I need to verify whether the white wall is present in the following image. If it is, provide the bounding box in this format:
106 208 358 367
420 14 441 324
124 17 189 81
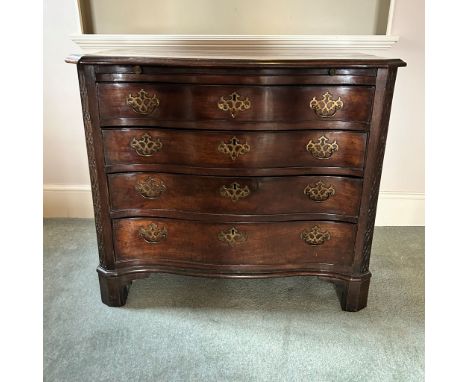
43 0 94 216
364 0 425 224
44 1 88 184
43 0 424 225
84 0 390 35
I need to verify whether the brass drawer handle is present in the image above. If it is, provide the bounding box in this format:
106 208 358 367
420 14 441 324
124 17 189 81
126 89 160 115
309 91 343 118
135 177 166 199
306 135 339 159
301 226 331 246
218 227 247 246
220 182 250 202
218 92 251 118
139 223 168 244
304 181 335 202
218 137 250 160
130 133 162 156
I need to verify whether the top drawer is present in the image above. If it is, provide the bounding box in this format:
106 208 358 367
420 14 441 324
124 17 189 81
97 83 374 128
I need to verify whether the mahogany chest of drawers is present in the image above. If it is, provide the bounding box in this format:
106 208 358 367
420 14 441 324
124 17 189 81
69 56 405 311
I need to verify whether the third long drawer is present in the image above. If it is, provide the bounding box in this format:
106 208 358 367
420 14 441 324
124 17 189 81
108 173 362 220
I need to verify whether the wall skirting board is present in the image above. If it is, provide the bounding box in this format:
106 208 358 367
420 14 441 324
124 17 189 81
43 185 95 220
43 185 424 226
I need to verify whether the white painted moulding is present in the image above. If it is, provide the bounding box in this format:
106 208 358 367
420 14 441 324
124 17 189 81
70 34 399 58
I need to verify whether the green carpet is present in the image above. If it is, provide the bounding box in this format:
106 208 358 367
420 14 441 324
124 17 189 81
44 219 424 381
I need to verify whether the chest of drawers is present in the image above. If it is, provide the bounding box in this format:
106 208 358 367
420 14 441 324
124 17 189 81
69 56 405 311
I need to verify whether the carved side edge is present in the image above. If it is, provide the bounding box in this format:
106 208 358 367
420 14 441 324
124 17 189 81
357 67 399 273
77 65 105 266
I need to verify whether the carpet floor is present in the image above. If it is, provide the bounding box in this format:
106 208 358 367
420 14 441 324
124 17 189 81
44 219 424 382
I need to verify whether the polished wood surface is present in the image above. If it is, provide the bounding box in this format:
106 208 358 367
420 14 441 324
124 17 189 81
67 54 406 68
113 218 356 267
98 83 374 123
94 65 378 76
102 128 367 170
71 56 405 311
95 72 377 86
108 173 362 219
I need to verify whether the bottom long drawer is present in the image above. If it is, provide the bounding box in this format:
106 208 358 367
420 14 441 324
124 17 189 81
113 218 356 267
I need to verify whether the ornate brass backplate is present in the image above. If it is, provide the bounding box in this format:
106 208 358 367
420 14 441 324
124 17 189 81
218 137 251 160
306 136 339 159
309 91 344 118
218 227 247 246
217 92 251 118
301 226 331 246
126 89 160 115
219 182 251 202
135 177 167 199
304 181 336 202
139 223 168 244
130 133 163 156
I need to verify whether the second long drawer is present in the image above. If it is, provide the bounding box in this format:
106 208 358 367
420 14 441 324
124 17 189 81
102 128 367 172
108 173 362 219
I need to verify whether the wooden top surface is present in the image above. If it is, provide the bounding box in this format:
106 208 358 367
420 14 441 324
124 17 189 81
66 53 406 68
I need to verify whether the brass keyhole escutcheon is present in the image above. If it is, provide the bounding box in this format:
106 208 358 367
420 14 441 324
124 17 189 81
218 92 251 118
218 137 251 161
218 227 247 246
219 182 251 202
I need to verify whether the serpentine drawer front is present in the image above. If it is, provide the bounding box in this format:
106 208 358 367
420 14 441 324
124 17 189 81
113 218 356 268
108 173 362 220
70 55 405 311
97 83 374 124
102 129 367 173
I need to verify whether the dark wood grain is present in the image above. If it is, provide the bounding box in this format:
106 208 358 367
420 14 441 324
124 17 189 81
96 73 376 86
69 56 405 311
100 119 370 131
105 163 365 177
68 55 406 68
102 128 367 170
77 64 115 269
353 67 399 274
108 173 362 218
95 65 378 76
113 218 356 267
97 83 374 124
